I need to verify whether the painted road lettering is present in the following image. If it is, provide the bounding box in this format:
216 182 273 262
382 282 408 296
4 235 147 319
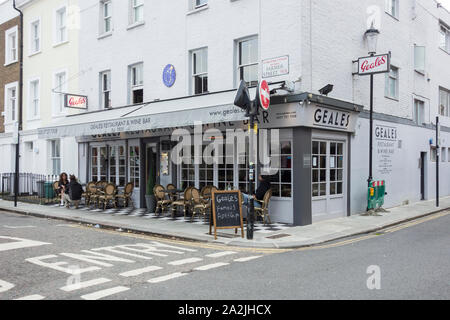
0 279 15 293
0 236 50 252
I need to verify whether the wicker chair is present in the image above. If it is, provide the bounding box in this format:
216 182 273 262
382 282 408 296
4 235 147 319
190 187 211 222
166 183 177 201
200 185 217 203
115 182 134 208
98 183 118 210
254 189 272 225
81 181 96 205
171 186 193 218
88 181 107 208
154 184 172 215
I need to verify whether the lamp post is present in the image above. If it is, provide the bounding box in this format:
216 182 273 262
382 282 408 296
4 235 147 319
364 26 380 200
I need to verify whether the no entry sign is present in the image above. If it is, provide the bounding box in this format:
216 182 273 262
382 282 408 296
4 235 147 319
259 80 270 110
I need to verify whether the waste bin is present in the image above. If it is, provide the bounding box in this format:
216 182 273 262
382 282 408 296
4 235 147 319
44 182 55 199
37 180 45 198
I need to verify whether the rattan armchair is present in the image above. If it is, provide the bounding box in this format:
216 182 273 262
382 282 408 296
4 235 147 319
98 183 118 210
171 186 193 218
115 182 134 208
190 187 211 222
154 184 172 216
254 189 272 225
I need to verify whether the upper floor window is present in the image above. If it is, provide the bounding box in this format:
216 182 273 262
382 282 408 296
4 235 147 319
414 45 425 73
385 0 398 19
29 79 40 119
30 19 41 55
194 0 208 9
54 71 67 115
55 6 67 44
414 99 425 125
440 24 450 53
5 26 18 65
4 82 18 123
129 63 143 104
101 0 112 34
191 48 208 94
130 0 144 25
439 87 450 117
100 71 111 108
237 37 258 87
385 65 399 100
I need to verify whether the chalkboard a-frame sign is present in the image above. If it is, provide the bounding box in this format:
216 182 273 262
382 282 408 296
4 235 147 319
211 190 244 240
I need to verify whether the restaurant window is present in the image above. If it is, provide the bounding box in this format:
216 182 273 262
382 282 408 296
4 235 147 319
30 19 40 55
101 0 112 34
53 71 67 115
5 26 18 65
385 0 398 18
109 145 126 186
329 142 344 196
55 6 67 44
237 37 258 87
385 65 399 100
268 141 292 198
5 83 17 123
312 141 327 197
440 24 450 53
439 87 450 117
129 63 143 104
238 141 249 194
29 79 40 119
414 99 425 125
100 71 111 108
130 0 144 25
50 140 61 175
91 146 107 182
180 145 195 189
191 48 208 95
129 144 140 188
218 144 234 190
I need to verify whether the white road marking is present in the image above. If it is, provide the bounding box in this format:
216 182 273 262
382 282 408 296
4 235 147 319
60 278 111 292
119 266 162 277
26 255 101 275
81 286 130 300
14 295 45 300
205 251 236 258
0 236 51 252
147 272 187 283
234 256 263 262
168 257 203 266
194 262 230 271
3 225 36 229
60 250 135 267
0 279 15 293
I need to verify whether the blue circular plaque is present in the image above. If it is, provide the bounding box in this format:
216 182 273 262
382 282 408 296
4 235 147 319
163 64 176 87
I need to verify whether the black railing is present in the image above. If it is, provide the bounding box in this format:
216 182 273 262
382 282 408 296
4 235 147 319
1 173 60 205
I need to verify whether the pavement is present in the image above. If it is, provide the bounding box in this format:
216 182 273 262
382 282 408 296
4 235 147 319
0 196 449 249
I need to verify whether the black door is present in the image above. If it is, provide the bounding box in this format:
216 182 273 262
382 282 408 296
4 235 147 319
420 152 426 200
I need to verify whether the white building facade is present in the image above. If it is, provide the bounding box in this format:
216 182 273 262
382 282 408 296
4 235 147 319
2 0 450 226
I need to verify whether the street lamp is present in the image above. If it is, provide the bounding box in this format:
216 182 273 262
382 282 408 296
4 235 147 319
364 26 380 207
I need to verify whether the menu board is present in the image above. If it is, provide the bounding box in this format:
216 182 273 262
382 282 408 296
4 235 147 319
210 190 244 240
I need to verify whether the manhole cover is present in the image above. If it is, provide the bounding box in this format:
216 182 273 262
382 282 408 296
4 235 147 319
266 233 291 239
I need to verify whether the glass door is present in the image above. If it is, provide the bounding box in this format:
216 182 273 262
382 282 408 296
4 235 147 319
109 144 126 186
90 145 107 182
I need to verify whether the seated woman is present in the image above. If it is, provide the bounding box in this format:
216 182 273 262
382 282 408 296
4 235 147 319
242 175 271 209
57 172 69 206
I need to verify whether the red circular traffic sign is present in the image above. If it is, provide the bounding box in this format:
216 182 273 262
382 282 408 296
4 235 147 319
259 80 270 110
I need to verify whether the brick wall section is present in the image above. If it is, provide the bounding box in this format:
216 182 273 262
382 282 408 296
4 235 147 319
0 16 20 133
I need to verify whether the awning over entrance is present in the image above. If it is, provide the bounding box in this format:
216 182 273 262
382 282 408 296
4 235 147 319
37 90 249 139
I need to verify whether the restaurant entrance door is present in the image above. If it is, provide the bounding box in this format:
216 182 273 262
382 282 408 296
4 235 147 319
145 142 158 210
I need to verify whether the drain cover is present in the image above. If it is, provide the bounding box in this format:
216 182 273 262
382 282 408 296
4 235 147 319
266 233 291 239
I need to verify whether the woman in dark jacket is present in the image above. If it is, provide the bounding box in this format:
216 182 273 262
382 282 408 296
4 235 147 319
58 172 69 206
64 175 83 209
242 175 271 209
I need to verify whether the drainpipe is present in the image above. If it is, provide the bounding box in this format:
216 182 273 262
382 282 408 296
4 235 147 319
12 0 23 207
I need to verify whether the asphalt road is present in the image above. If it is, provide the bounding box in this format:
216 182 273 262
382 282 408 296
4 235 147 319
0 210 449 300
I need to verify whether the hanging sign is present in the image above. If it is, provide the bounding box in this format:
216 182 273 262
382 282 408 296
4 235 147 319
65 94 88 110
357 53 390 75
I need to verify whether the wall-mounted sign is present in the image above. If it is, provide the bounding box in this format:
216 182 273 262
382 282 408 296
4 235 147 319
65 94 88 109
163 64 176 87
375 124 398 175
312 107 351 130
374 124 397 141
262 55 289 78
357 53 390 75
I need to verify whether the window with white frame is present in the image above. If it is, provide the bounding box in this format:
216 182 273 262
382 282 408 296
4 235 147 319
385 0 399 18
191 48 208 94
29 79 40 119
431 146 437 162
101 0 112 34
440 24 450 53
442 147 447 162
414 99 425 125
194 0 208 9
50 140 61 175
414 45 425 73
54 71 67 114
129 63 143 104
30 19 40 55
130 0 144 25
4 83 17 123
5 26 18 65
439 87 450 117
180 145 195 189
55 6 67 44
385 65 399 99
129 144 140 188
100 71 111 108
237 37 258 87
268 141 292 198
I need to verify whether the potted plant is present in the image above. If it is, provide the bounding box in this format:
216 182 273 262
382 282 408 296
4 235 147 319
145 167 156 213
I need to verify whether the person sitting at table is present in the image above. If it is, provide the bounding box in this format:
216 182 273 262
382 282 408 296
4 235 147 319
63 175 84 209
242 175 271 209
57 172 69 206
